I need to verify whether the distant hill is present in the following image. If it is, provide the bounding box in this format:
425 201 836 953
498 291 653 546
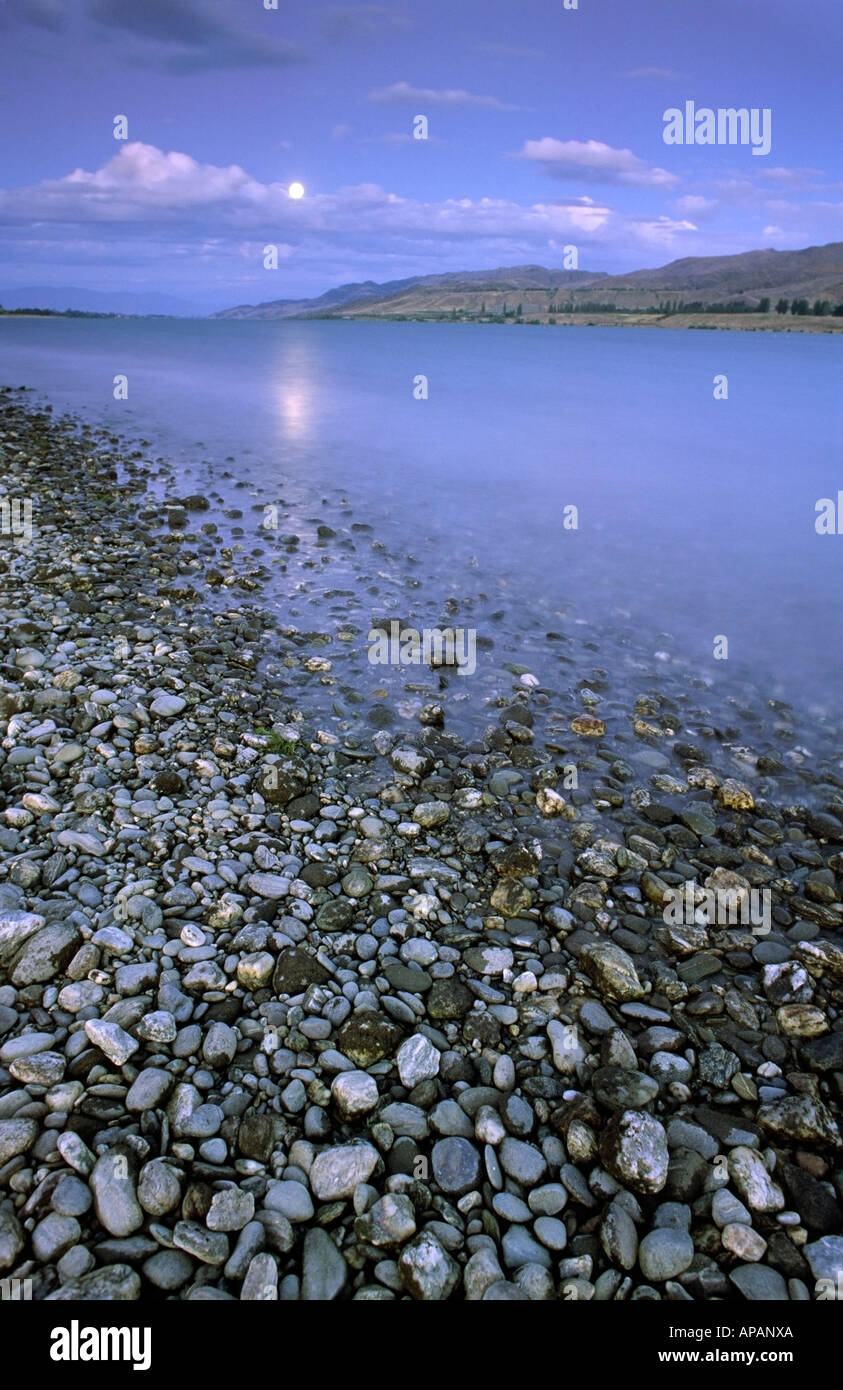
592 242 843 308
213 276 423 321
0 286 202 317
213 265 605 320
213 242 843 321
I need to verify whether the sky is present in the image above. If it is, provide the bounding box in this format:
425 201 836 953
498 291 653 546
1 0 842 312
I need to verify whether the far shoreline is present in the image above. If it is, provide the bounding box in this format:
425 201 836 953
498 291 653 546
4 311 843 334
328 311 843 335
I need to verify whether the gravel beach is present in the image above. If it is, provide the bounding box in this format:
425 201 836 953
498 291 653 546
1 385 841 1303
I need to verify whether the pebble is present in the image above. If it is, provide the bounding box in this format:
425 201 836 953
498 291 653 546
729 1264 789 1300
51 1175 93 1218
206 1188 256 1232
172 1220 229 1265
0 1117 38 1164
728 1148 785 1213
638 1229 695 1281
803 1235 843 1286
32 1213 82 1262
137 1160 182 1216
309 1142 380 1200
0 396 840 1306
143 1249 194 1290
722 1224 767 1261
399 1231 461 1299
396 1033 440 1087
302 1227 347 1300
431 1137 481 1195
83 1019 138 1066
150 695 186 718
89 1153 144 1237
331 1070 379 1118
602 1200 639 1270
600 1111 669 1194
499 1137 547 1186
126 1067 173 1111
712 1188 752 1227
264 1181 314 1223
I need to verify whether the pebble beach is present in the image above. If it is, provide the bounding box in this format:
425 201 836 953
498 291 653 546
1 386 842 1304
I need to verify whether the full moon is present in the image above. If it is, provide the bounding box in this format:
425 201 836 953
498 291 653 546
288 182 305 200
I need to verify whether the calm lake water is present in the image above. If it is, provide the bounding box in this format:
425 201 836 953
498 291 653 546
2 316 842 733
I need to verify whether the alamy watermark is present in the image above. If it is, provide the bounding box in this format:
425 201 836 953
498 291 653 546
367 621 477 676
0 1276 32 1300
815 492 843 533
663 102 771 156
50 1321 152 1371
663 881 771 935
0 497 32 544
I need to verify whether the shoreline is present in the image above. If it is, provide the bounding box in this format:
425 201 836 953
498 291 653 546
329 312 843 334
4 313 843 334
0 387 841 1304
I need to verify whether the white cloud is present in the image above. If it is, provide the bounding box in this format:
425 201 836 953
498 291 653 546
628 215 699 246
516 137 678 188
0 141 708 296
360 132 414 146
370 80 522 110
0 144 600 237
673 194 719 218
0 144 263 221
760 199 843 239
759 167 824 187
322 6 412 39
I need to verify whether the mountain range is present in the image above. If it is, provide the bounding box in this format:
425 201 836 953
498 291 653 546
213 241 843 321
5 242 843 322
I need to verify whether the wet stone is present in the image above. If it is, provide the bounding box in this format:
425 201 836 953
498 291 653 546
398 1232 460 1300
302 1227 347 1300
396 1034 440 1088
126 1067 173 1112
32 1213 81 1263
498 1137 547 1186
580 942 645 1002
592 1067 659 1111
729 1264 789 1301
337 1013 403 1067
238 1113 275 1161
172 1220 229 1266
273 948 331 995
89 1153 143 1237
206 1188 255 1232
354 1194 416 1247
431 1137 481 1195
427 977 473 1019
383 960 432 994
51 1175 93 1218
310 1142 380 1201
143 1249 194 1290
638 1229 695 1282
600 1111 669 1194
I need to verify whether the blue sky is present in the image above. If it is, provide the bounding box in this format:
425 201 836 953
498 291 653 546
1 0 842 311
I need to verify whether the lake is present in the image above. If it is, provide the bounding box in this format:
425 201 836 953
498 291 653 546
2 316 841 746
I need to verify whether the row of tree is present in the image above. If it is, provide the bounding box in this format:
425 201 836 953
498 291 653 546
0 306 118 318
468 297 843 319
775 298 843 316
